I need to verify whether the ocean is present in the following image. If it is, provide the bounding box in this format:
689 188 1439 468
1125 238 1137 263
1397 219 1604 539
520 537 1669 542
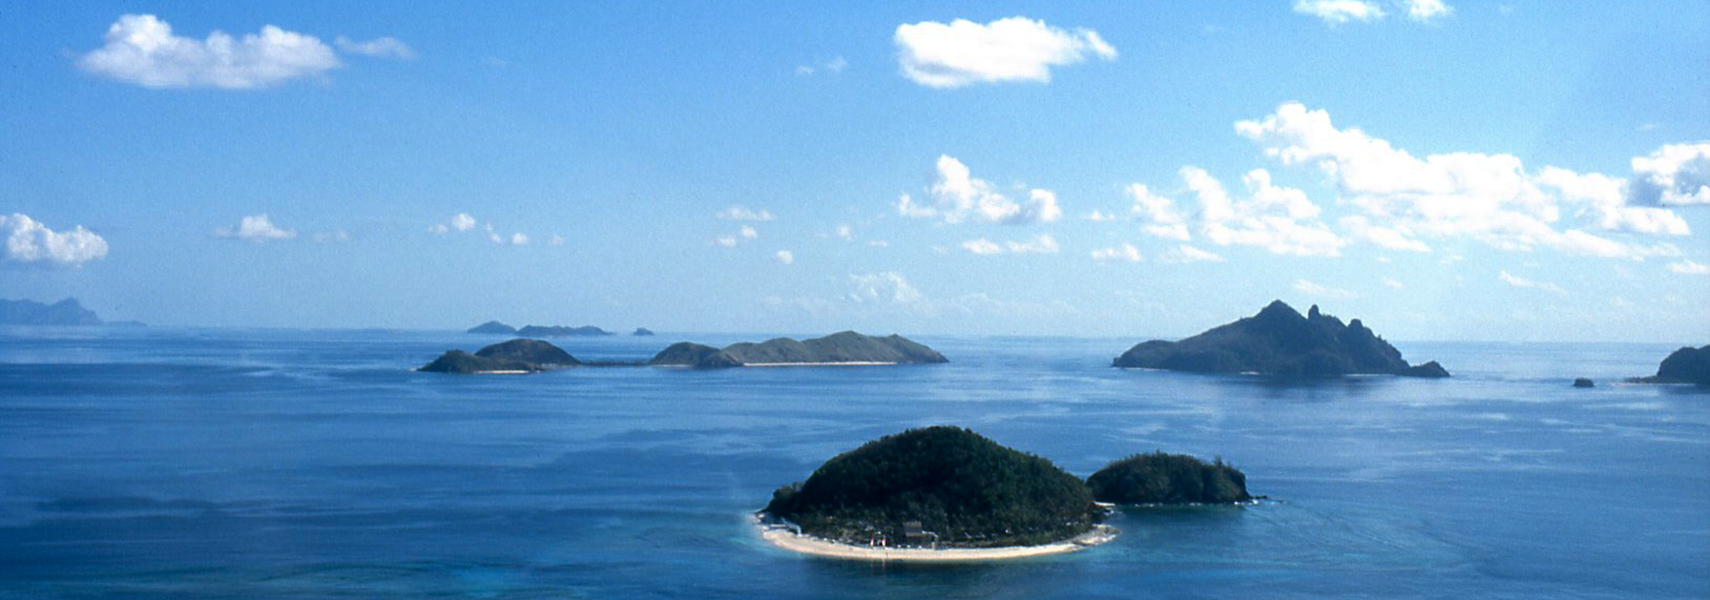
0 328 1705 599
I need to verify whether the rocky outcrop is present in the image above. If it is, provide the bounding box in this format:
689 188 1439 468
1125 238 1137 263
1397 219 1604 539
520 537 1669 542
1088 452 1252 505
633 328 655 336
1113 301 1447 378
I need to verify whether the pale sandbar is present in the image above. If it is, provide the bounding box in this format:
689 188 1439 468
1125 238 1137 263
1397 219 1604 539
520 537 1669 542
755 516 1116 562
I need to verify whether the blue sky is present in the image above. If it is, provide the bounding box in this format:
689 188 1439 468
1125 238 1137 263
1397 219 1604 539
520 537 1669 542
2 1 1706 341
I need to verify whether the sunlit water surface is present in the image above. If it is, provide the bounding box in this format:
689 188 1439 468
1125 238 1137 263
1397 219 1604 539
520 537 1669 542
0 328 1705 599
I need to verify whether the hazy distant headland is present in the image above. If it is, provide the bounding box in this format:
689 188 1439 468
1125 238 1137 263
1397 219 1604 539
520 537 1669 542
648 331 947 368
0 298 141 327
1627 345 1710 386
1114 300 1448 378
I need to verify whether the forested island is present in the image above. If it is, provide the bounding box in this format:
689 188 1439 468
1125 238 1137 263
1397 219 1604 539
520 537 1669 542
761 426 1099 548
419 339 580 373
1627 345 1710 386
1088 452 1252 505
1114 300 1448 378
648 331 946 368
758 426 1260 560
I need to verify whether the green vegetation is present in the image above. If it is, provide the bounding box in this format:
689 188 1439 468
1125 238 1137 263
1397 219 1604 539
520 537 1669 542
1087 452 1251 505
651 331 947 368
418 338 580 373
1114 300 1448 378
763 426 1096 548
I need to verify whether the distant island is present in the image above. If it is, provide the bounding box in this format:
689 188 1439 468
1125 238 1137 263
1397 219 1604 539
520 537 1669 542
419 339 580 374
0 298 141 327
648 331 947 368
758 426 1109 558
517 325 613 337
1113 300 1448 378
1087 452 1252 505
464 322 614 337
633 328 655 336
466 321 516 334
1627 345 1709 386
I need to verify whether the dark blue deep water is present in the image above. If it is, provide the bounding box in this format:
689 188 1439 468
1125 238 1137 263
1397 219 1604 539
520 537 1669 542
1 328 1706 599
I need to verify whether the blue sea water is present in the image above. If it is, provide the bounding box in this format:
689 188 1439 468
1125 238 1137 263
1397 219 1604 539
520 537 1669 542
0 328 1706 599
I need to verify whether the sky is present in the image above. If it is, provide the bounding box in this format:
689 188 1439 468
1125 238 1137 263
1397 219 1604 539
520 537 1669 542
1 1 1707 341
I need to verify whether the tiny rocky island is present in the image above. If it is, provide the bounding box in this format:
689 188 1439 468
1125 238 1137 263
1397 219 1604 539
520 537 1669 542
759 427 1105 555
1627 345 1710 386
649 331 947 368
1088 452 1252 505
1113 300 1448 378
419 339 581 374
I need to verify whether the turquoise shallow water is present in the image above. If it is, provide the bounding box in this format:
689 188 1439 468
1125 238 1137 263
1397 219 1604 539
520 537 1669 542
0 328 1706 599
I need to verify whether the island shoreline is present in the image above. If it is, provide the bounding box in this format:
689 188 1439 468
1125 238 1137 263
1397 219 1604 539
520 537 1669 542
752 515 1117 562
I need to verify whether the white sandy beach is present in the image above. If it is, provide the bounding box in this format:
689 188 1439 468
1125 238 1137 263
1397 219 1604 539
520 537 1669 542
755 517 1117 562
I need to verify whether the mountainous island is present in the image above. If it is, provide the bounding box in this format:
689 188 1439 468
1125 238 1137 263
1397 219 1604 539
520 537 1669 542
760 426 1102 550
0 298 140 327
1087 452 1253 505
1627 345 1710 386
419 339 581 374
1113 300 1448 378
648 331 947 368
633 328 655 337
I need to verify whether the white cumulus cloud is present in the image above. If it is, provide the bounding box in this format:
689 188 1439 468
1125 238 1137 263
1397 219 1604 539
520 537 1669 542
1630 142 1710 206
894 17 1116 88
775 250 794 265
0 213 109 267
215 214 296 242
1158 244 1225 264
1235 102 1693 260
1404 0 1454 22
898 155 1062 225
429 213 478 235
1293 278 1358 299
77 14 341 89
1293 0 1386 24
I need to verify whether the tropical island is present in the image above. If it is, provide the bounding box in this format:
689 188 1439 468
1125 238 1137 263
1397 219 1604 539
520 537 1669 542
1087 452 1252 505
0 297 142 327
633 327 655 337
1113 300 1448 378
757 426 1112 561
419 339 581 374
649 331 947 368
1627 345 1709 386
